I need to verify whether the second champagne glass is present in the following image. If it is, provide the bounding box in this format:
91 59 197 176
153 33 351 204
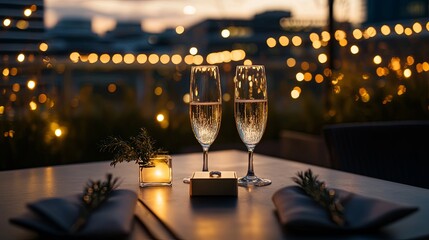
234 65 271 187
183 65 222 183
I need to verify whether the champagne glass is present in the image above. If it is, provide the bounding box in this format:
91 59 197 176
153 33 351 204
183 65 222 183
234 65 271 187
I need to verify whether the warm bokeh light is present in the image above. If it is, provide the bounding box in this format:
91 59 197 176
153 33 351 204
243 59 253 65
160 54 170 64
222 93 231 102
55 128 62 137
279 36 289 46
312 40 322 49
124 53 135 64
286 58 296 67
309 33 319 42
422 62 429 71
266 37 276 48
193 55 204 65
70 52 79 63
291 36 302 46
380 25 391 35
3 18 11 27
10 67 17 76
291 86 301 99
365 26 376 37
406 56 414 65
16 20 29 30
175 25 185 34
88 53 98 63
300 62 309 71
184 55 193 65
373 55 382 64
321 31 330 41
221 29 230 38
100 54 110 63
107 83 117 93
296 72 304 81
12 83 20 92
112 54 123 64
9 93 17 102
154 86 163 95
17 53 25 62
231 49 246 61
304 72 312 81
29 101 37 110
156 113 165 122
394 24 404 34
404 27 412 36
137 54 147 64
171 54 182 64
318 53 327 63
24 8 32 17
339 39 347 47
27 80 36 90
350 45 359 54
189 47 198 55
403 68 412 78
2 68 9 77
334 30 346 40
39 42 48 52
397 85 406 95
390 57 401 71
38 94 47 103
315 74 324 83
412 22 422 33
183 93 190 103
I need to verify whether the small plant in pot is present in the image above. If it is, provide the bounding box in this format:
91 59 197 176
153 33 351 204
100 128 172 187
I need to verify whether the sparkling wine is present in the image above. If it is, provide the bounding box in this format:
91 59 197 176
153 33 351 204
190 102 222 147
234 99 268 146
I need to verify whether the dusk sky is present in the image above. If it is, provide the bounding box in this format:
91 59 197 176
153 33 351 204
44 0 365 35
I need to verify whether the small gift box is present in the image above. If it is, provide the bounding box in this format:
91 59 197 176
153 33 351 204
190 171 237 197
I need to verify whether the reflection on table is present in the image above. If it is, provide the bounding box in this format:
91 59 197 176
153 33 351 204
1 150 429 240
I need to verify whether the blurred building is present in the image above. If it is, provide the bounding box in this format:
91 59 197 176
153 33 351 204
366 0 429 23
0 0 45 56
46 17 102 55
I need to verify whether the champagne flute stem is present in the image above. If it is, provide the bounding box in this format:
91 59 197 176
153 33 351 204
202 147 209 171
246 149 255 177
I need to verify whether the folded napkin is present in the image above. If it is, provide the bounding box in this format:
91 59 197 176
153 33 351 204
10 189 137 239
272 186 418 233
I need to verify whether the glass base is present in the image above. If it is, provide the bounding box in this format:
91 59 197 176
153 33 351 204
238 175 271 187
140 182 172 187
183 177 191 184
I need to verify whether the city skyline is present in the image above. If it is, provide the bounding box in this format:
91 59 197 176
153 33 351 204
45 0 365 35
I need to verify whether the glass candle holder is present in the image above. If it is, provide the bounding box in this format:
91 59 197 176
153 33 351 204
139 154 172 187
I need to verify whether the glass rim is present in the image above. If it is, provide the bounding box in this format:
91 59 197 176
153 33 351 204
191 65 219 69
236 64 265 68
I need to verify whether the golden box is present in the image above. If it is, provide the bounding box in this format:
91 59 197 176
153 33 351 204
190 171 238 197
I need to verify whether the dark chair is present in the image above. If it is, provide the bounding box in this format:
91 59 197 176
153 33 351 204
323 121 429 189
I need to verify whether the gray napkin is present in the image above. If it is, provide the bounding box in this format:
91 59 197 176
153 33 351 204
10 189 137 239
272 186 418 233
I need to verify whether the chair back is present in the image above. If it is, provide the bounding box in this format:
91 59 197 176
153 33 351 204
323 121 429 189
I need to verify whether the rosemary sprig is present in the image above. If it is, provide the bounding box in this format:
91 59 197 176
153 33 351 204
100 128 161 167
292 169 346 226
70 173 121 233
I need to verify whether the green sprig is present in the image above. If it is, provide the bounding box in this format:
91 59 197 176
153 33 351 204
100 128 162 167
70 173 120 232
292 169 346 226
